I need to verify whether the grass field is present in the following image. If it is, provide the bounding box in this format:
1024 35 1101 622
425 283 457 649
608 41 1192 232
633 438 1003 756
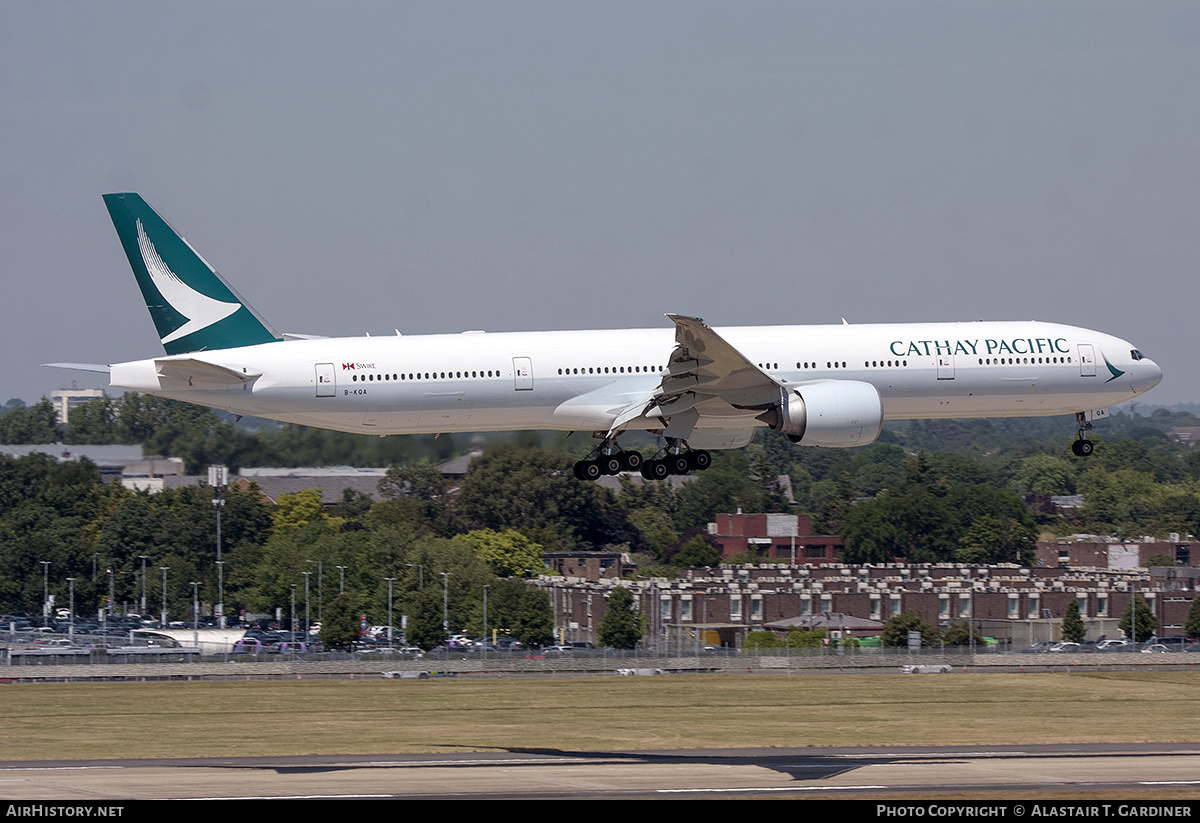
5 670 1200 761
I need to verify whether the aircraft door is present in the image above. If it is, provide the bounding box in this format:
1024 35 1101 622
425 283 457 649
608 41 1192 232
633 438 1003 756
1078 345 1096 377
937 355 955 380
513 357 533 391
315 362 336 397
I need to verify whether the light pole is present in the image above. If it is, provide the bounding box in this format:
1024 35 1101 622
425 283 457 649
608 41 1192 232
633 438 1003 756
336 565 348 594
190 581 201 649
66 578 75 640
159 567 169 627
302 571 311 640
483 584 490 659
215 560 225 625
209 465 227 628
406 563 423 589
1130 583 1138 647
969 590 976 657
306 560 323 624
104 567 114 632
40 561 50 620
439 572 451 645
138 556 149 615
384 577 396 647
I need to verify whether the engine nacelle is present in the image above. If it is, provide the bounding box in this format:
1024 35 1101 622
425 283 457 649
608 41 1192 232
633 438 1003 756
756 380 883 448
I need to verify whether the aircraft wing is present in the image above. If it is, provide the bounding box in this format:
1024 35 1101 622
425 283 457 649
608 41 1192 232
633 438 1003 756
606 314 783 441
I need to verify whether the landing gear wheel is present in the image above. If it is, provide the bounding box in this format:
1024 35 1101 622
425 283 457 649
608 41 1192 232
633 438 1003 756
1072 439 1094 457
641 459 669 481
667 453 692 475
687 449 712 471
620 451 643 472
574 459 602 481
600 454 623 475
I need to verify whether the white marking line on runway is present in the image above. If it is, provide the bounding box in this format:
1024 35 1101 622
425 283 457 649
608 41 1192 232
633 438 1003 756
0 766 121 772
659 785 887 793
827 752 1025 759
1140 780 1200 785
194 794 395 800
359 758 593 766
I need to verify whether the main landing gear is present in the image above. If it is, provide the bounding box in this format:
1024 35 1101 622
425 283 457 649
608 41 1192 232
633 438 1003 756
1072 411 1095 457
572 445 644 481
637 439 712 481
572 439 714 481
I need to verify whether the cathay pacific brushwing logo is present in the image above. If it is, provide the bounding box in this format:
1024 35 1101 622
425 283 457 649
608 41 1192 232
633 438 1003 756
1103 356 1125 383
136 219 239 345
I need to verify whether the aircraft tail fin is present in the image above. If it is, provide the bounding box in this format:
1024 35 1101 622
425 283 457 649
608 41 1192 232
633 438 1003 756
102 193 283 354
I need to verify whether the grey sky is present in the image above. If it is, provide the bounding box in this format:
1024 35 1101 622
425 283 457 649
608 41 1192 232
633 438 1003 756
3 2 1197 408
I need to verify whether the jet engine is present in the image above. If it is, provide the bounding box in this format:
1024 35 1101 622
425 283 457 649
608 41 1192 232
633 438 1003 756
755 380 883 447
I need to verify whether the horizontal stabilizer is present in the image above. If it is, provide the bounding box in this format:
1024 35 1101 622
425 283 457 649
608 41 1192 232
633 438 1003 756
155 358 260 388
43 362 111 374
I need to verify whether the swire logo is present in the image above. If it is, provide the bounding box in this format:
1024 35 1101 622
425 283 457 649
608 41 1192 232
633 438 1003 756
342 362 376 370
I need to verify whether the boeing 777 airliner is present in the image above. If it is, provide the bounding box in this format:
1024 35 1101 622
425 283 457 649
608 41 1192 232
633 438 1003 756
48 194 1163 481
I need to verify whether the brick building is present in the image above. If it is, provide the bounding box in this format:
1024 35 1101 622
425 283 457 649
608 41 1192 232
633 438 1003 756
1035 539 1192 570
708 512 842 562
541 562 1198 650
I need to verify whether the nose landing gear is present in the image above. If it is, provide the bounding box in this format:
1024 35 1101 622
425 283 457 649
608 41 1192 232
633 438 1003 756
1072 411 1095 457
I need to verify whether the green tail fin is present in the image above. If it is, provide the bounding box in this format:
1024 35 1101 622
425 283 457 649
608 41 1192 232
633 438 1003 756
103 193 282 354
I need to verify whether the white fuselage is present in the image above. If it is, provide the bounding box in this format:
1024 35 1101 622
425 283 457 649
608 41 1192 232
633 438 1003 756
108 319 1163 440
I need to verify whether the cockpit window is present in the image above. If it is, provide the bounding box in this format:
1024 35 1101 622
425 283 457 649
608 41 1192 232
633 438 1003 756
1131 350 1144 361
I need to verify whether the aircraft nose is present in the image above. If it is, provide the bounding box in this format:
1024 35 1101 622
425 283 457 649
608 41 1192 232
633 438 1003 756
1145 359 1164 389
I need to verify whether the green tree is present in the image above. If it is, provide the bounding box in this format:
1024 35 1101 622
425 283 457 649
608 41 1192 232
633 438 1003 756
742 630 784 652
406 583 448 650
814 472 858 535
673 450 786 531
453 529 544 578
320 592 364 650
784 627 828 649
672 535 721 568
0 399 61 444
513 586 555 648
942 621 985 647
271 489 329 534
880 612 941 647
1183 596 1200 640
1119 596 1157 643
597 586 643 649
626 508 678 559
842 454 955 563
376 463 453 534
956 514 1038 565
63 397 120 445
455 447 630 550
1061 600 1085 643
1011 454 1075 496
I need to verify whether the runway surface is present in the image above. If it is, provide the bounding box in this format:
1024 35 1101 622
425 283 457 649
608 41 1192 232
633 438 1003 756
3 743 1200 799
